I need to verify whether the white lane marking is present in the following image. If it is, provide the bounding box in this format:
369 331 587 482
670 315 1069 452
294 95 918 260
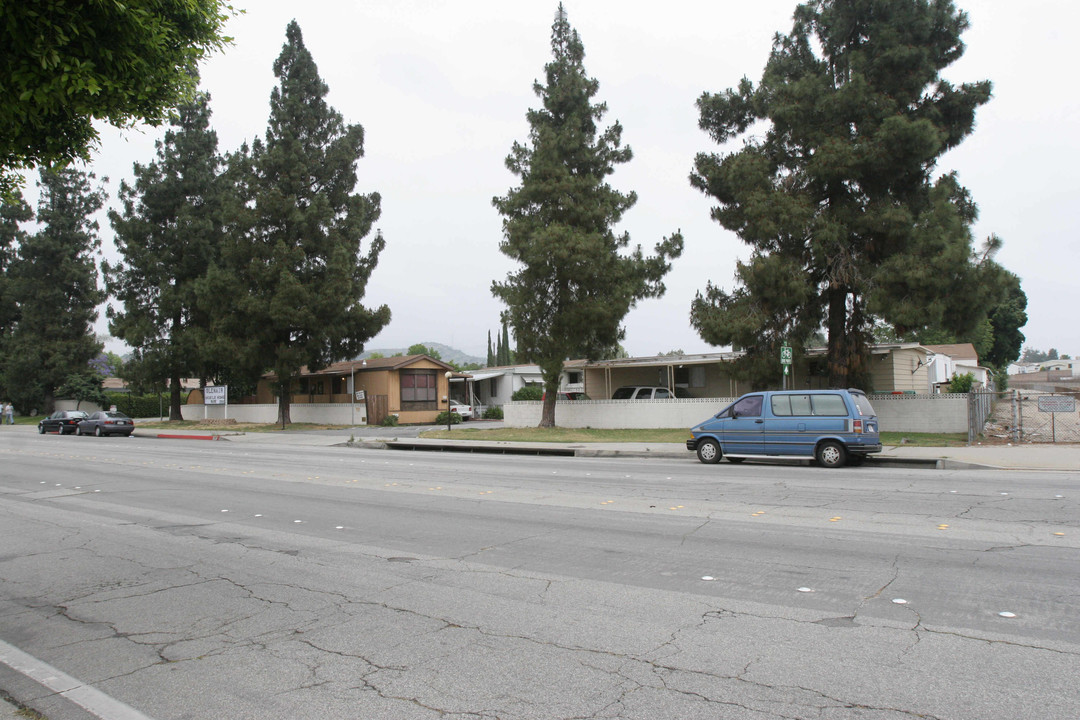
0 638 154 720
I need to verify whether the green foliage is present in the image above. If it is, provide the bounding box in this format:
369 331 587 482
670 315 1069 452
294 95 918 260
1021 347 1058 363
486 330 495 367
497 322 515 366
379 413 399 427
948 372 975 394
691 0 994 389
57 372 108 410
435 410 462 425
104 391 185 419
483 406 504 420
204 21 389 424
0 192 31 376
493 6 682 426
511 385 543 401
106 91 225 420
2 167 105 413
407 343 441 359
0 1 236 198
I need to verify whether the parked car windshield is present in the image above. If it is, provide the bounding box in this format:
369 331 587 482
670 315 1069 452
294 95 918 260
731 395 762 417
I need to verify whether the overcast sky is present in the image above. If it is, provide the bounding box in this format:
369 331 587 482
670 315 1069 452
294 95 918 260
81 0 1078 361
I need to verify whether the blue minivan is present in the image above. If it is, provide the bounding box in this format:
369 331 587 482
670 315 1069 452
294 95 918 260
686 389 882 468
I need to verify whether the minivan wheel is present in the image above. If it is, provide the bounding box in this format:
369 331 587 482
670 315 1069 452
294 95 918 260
696 438 722 464
816 441 846 468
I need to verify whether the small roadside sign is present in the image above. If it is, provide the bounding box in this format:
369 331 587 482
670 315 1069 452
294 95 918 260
780 346 793 365
204 386 227 405
1038 396 1076 413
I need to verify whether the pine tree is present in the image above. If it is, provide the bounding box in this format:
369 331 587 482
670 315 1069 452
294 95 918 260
2 167 106 413
486 330 495 367
208 21 389 424
0 192 31 345
691 0 997 389
493 5 682 426
106 91 224 420
500 322 514 366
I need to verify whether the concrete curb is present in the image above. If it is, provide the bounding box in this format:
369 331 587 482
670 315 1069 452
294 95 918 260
148 433 222 441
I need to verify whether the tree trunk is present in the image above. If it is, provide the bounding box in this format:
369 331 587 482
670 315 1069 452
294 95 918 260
539 391 556 428
277 383 292 426
537 361 562 428
827 286 849 388
169 372 183 421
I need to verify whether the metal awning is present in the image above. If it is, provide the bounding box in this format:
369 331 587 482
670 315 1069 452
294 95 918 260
461 371 504 382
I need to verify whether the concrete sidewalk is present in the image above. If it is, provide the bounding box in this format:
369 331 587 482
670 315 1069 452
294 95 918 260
120 425 1079 471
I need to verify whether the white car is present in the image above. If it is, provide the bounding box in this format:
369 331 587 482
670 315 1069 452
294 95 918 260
448 400 474 420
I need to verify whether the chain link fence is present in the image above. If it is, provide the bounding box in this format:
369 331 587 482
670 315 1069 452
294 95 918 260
973 390 1080 444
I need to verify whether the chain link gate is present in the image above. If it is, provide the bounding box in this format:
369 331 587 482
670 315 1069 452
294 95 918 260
972 390 1080 444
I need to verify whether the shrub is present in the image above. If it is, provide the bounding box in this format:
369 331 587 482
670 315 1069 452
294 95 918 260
483 406 504 419
511 385 543 401
435 410 462 425
104 391 186 418
948 372 975 394
380 414 399 427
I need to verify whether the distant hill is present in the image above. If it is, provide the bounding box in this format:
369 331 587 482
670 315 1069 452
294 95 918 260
357 343 485 367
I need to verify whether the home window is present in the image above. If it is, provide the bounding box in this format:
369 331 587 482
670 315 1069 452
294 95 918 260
567 371 582 384
401 370 438 411
675 365 706 388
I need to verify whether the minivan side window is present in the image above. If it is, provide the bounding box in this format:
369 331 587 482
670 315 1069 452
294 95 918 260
771 394 813 416
732 395 763 417
654 388 671 399
810 394 847 416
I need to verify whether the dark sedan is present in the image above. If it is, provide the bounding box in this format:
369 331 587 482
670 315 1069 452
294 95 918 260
77 411 135 437
38 410 89 435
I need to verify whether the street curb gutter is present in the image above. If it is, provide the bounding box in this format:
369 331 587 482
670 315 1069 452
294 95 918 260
352 440 997 469
149 433 222 441
357 440 575 457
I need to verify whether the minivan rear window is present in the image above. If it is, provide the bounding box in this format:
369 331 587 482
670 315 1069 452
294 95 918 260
852 393 876 417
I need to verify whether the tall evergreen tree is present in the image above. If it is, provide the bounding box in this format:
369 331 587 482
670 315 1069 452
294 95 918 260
500 322 514 366
106 91 224 420
486 330 495 367
2 167 105 413
493 5 683 426
983 269 1027 369
691 0 996 389
207 21 389 424
0 192 31 338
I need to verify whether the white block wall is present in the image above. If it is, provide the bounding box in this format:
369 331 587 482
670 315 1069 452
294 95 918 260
183 403 367 425
505 395 968 433
505 398 732 429
868 394 968 433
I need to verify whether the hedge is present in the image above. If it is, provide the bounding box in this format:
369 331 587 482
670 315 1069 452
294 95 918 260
104 391 189 418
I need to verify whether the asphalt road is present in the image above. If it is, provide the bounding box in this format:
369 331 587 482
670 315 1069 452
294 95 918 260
0 432 1077 720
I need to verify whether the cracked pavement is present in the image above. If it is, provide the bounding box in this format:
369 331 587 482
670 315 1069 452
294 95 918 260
0 435 1078 719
